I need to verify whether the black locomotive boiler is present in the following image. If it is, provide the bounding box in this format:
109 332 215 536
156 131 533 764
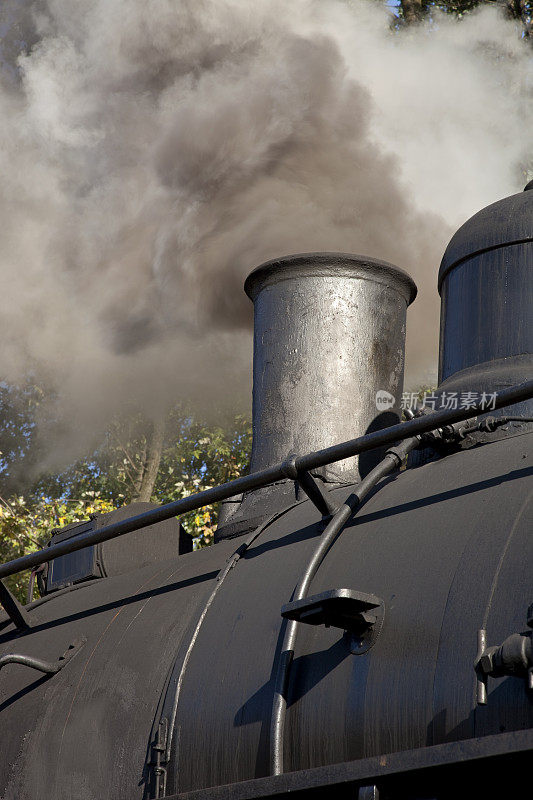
0 185 532 800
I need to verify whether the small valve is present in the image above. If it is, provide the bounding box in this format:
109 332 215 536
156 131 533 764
475 607 533 705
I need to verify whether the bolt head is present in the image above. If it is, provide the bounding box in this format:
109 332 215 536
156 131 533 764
480 652 494 674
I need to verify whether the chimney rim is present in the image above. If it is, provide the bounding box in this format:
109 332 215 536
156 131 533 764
244 251 417 305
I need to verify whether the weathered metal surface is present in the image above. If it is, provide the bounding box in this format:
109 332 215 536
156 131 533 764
244 253 416 483
0 578 32 630
1 430 530 799
0 636 86 675
438 187 533 290
438 188 533 419
0 538 238 799
270 438 419 777
44 503 189 594
166 729 533 800
169 432 531 795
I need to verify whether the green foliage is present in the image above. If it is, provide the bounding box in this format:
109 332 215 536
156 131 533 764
0 493 115 603
31 409 252 548
390 0 532 40
34 412 152 504
0 395 252 602
0 380 46 495
153 412 252 548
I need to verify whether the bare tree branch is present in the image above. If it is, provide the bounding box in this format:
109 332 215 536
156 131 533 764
132 418 165 503
400 0 425 24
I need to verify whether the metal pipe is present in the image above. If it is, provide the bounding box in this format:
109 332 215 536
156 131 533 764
270 436 420 775
0 379 532 582
0 653 65 674
0 637 86 674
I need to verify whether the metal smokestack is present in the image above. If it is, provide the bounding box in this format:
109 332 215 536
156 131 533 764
217 252 416 539
245 252 416 479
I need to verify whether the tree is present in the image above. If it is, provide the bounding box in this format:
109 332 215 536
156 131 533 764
0 396 252 602
152 411 252 547
32 406 252 547
396 0 532 38
132 417 166 503
0 493 115 603
0 380 47 496
505 0 532 37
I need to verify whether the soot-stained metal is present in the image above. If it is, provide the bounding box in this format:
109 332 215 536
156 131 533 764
0 188 531 800
244 252 416 480
438 185 533 419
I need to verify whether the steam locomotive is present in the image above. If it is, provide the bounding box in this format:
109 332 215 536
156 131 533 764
0 185 532 800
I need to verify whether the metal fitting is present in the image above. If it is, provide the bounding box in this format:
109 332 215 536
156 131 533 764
280 454 299 481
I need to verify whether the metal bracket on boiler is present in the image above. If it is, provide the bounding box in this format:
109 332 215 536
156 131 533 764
475 604 533 705
0 636 86 675
281 588 385 654
0 578 32 631
150 717 169 799
281 454 338 517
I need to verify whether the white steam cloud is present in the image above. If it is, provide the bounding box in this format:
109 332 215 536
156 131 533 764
0 0 531 467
